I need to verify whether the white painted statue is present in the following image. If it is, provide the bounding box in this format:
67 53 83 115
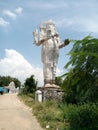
33 20 69 85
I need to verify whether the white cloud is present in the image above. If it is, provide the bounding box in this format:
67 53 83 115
2 7 23 22
77 18 98 33
54 1 98 33
0 49 43 86
56 19 74 28
15 7 23 15
0 17 10 27
56 17 98 33
3 10 17 20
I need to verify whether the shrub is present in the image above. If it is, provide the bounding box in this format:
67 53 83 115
67 103 98 130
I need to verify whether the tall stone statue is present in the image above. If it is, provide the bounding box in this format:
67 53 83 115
33 20 69 86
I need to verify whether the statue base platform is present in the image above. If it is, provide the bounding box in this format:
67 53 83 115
36 84 64 102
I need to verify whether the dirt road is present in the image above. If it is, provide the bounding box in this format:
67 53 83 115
0 94 44 130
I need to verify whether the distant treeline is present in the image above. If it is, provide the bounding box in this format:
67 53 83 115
0 75 21 88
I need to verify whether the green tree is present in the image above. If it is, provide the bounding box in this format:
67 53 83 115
12 77 21 88
55 76 63 87
0 76 21 87
23 75 37 94
62 36 98 103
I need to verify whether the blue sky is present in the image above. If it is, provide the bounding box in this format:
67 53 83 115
0 0 98 86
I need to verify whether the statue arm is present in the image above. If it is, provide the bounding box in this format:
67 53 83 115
33 29 42 46
33 30 47 46
59 39 70 49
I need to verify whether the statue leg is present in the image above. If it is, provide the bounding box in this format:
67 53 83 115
51 63 57 84
43 63 52 84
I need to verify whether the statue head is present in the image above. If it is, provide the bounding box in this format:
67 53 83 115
39 19 59 38
46 20 58 36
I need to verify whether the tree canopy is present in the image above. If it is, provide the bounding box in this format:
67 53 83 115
0 75 21 88
22 75 37 94
62 36 98 103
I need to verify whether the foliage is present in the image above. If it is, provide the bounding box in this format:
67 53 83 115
67 103 98 130
55 76 63 87
0 75 21 87
21 75 37 94
62 36 98 103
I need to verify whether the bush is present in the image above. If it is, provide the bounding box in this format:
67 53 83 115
67 103 98 130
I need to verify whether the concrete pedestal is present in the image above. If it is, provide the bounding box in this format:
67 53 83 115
36 84 64 102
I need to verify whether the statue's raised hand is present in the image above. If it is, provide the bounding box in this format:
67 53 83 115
64 39 70 46
33 29 38 36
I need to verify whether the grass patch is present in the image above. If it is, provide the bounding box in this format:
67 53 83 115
18 94 98 130
18 94 70 130
32 101 70 130
18 93 34 108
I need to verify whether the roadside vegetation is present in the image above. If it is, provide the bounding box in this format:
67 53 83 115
19 94 98 130
19 35 98 130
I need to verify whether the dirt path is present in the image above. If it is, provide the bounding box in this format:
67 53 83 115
0 94 44 130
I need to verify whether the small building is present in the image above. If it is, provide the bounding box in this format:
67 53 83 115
8 81 16 93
